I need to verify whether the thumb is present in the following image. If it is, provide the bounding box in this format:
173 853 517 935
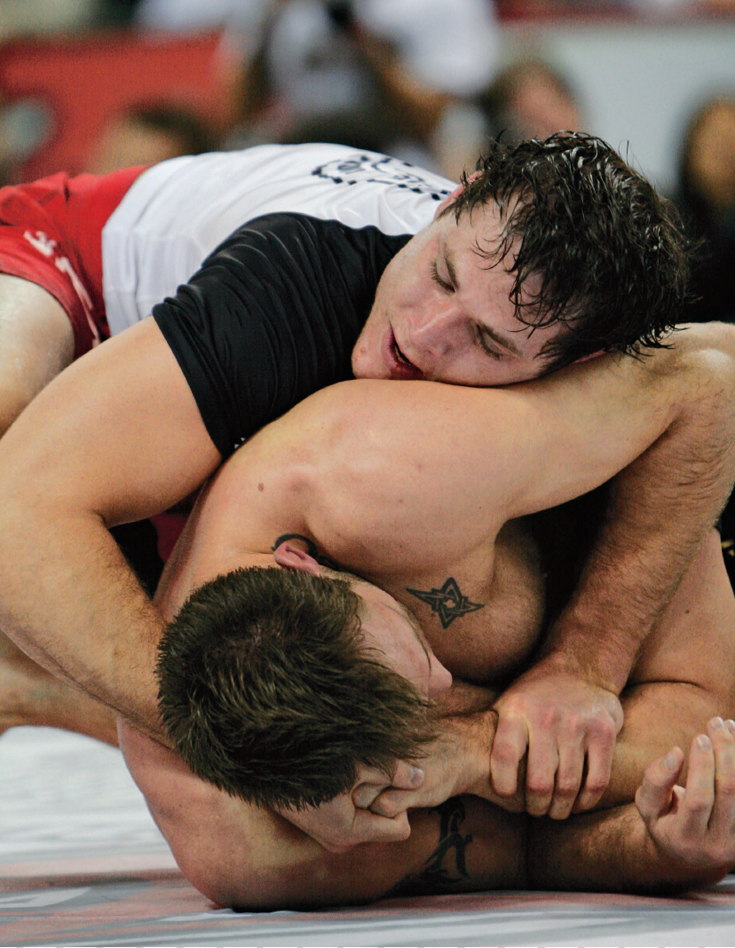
635 746 684 824
390 760 425 790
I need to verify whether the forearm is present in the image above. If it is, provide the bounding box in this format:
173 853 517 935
121 720 525 910
172 794 525 910
542 334 735 693
528 804 724 894
0 500 166 737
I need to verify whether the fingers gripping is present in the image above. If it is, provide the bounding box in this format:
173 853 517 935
680 733 716 840
490 716 528 798
635 746 685 824
575 724 618 814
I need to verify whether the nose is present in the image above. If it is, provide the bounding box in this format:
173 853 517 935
428 653 453 697
408 302 462 359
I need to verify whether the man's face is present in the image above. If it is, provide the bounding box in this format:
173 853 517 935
353 579 452 699
351 200 563 386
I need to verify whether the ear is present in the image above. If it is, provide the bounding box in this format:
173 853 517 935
273 542 323 576
433 171 482 219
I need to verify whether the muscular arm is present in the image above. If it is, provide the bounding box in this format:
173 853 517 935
121 717 729 909
299 325 735 574
119 721 526 910
493 350 735 813
0 318 221 737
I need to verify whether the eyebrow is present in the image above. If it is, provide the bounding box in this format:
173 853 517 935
444 245 522 357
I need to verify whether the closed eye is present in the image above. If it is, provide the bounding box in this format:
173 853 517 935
476 325 507 360
431 260 454 293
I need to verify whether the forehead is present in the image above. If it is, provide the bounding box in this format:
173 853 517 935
439 202 562 355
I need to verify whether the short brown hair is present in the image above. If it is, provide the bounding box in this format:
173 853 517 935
156 566 435 809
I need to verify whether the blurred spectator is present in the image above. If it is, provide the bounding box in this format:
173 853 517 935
86 103 213 174
134 0 501 179
677 94 735 324
478 58 584 145
0 95 55 186
0 0 101 38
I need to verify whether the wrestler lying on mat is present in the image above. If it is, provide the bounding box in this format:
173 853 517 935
105 321 735 908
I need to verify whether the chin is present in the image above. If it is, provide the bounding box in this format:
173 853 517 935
352 351 381 380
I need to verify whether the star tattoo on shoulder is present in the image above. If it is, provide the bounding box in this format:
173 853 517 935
406 577 484 629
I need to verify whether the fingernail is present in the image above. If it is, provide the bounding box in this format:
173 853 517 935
410 765 424 786
664 749 679 770
697 734 712 751
727 720 735 734
711 716 725 730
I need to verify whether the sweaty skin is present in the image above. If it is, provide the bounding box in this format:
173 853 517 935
116 323 735 907
0 179 726 822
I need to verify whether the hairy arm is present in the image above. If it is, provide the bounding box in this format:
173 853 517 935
492 329 735 815
529 720 735 894
0 318 221 737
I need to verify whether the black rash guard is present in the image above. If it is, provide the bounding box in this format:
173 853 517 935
153 214 409 457
102 144 455 454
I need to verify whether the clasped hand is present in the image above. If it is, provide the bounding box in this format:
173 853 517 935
490 661 624 819
277 760 424 853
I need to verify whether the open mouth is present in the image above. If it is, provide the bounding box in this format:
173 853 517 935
385 328 423 379
393 337 413 366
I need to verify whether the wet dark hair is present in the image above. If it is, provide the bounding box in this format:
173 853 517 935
156 566 434 810
445 133 693 370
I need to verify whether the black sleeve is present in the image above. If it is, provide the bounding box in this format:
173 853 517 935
153 213 408 457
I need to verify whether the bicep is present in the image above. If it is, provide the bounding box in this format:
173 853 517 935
311 353 675 558
0 317 221 524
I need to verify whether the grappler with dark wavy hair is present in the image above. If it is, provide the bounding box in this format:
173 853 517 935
0 134 706 825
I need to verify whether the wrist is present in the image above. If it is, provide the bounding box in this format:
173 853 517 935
538 630 629 695
453 708 497 799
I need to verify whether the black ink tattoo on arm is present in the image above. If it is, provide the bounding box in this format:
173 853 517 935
406 577 484 629
387 798 474 898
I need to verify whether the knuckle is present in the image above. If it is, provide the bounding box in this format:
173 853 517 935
717 780 735 798
526 777 554 797
584 775 610 795
685 796 712 816
554 782 579 799
537 708 560 730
